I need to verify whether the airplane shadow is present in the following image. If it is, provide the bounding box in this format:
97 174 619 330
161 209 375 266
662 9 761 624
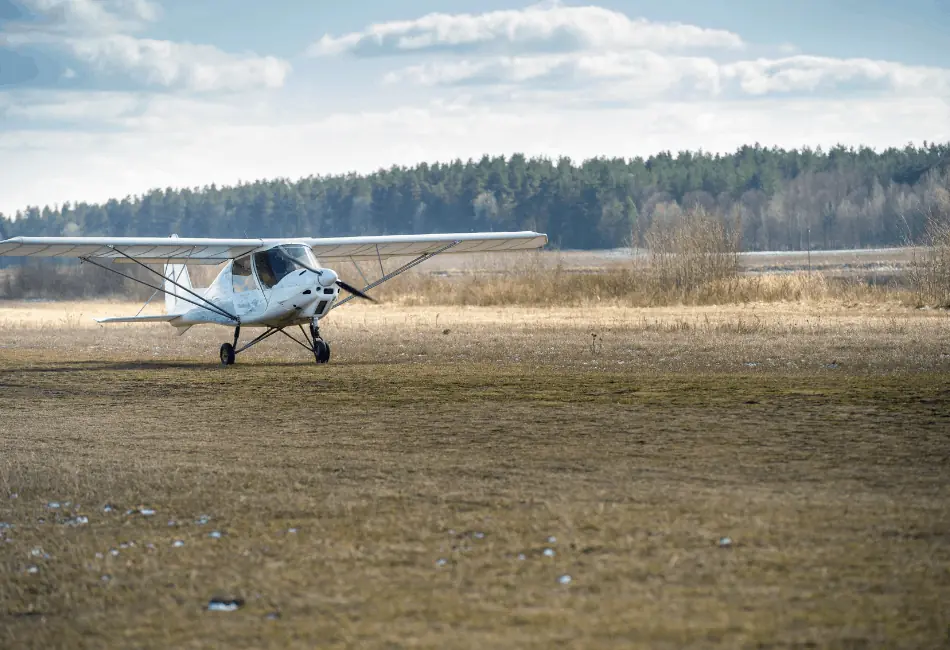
0 359 328 374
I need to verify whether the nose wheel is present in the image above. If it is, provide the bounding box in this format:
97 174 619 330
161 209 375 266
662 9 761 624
310 320 330 364
313 339 330 363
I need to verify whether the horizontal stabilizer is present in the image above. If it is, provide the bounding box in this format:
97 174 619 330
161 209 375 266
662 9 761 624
95 314 180 324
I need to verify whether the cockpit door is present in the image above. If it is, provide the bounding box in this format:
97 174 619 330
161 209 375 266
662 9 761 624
231 254 266 315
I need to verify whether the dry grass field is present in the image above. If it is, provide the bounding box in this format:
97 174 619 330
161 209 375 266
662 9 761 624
1 293 949 649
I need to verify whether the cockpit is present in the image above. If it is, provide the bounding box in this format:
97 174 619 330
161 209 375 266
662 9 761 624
232 244 319 292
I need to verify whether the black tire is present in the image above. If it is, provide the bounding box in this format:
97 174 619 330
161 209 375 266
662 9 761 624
220 343 236 366
314 340 330 364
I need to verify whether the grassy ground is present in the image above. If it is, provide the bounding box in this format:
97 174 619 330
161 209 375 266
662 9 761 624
1 300 949 649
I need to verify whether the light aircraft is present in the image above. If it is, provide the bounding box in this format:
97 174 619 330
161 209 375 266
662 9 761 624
0 232 547 365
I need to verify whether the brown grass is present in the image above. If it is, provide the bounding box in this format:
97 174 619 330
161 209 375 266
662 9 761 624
1 300 949 648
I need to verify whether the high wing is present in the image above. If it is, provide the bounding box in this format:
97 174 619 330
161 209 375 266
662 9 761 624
0 236 263 264
300 232 547 261
0 231 547 264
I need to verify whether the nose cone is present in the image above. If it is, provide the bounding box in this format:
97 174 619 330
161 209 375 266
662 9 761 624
317 269 338 288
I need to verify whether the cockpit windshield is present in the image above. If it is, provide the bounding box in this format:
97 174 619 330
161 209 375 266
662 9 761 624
253 245 318 289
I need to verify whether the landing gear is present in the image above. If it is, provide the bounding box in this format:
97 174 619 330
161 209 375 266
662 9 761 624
220 325 240 366
310 320 330 364
219 343 236 365
313 339 330 364
216 321 331 365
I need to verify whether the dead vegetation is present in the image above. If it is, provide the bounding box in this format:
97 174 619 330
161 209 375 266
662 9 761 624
906 180 950 307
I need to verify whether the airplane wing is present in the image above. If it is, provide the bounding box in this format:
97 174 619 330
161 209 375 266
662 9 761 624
299 231 548 261
0 236 266 264
0 231 547 264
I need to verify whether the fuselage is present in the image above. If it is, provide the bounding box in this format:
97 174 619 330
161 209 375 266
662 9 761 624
175 244 340 328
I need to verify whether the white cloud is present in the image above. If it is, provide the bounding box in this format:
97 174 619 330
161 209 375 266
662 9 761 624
4 0 290 93
14 0 161 34
308 1 744 58
0 89 147 121
64 35 290 92
722 55 950 96
386 52 950 102
313 3 950 113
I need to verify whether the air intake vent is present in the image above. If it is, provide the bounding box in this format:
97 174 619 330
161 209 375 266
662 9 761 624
316 300 328 314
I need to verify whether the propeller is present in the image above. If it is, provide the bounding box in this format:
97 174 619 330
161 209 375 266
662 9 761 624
335 279 376 302
274 247 377 303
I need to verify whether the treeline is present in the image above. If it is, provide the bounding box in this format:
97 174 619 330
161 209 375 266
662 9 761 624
2 142 949 254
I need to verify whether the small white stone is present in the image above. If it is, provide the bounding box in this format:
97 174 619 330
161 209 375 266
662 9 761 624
557 574 572 585
543 548 555 557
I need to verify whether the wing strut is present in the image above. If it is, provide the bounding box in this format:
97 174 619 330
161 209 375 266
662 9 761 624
331 240 461 310
80 254 240 324
105 245 239 323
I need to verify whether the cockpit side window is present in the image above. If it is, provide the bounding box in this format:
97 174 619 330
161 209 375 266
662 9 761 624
253 246 316 289
231 255 259 293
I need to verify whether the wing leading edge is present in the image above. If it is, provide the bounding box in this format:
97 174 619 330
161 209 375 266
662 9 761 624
0 231 547 263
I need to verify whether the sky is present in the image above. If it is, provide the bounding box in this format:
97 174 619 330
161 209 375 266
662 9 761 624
1 0 949 217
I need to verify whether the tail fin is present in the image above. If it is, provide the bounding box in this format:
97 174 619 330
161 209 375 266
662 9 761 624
163 262 193 314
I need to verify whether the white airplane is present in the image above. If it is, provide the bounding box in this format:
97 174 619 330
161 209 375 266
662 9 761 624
0 231 547 365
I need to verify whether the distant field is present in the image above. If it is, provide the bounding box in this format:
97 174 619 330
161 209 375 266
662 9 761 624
347 246 920 276
1 299 948 648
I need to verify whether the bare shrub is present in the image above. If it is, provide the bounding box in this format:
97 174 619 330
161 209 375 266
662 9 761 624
906 173 950 307
644 206 741 301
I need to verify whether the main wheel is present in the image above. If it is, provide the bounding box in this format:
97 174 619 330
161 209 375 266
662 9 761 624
313 339 330 364
219 342 236 366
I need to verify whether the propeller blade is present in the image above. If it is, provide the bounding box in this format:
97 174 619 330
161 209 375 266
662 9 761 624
336 279 376 302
